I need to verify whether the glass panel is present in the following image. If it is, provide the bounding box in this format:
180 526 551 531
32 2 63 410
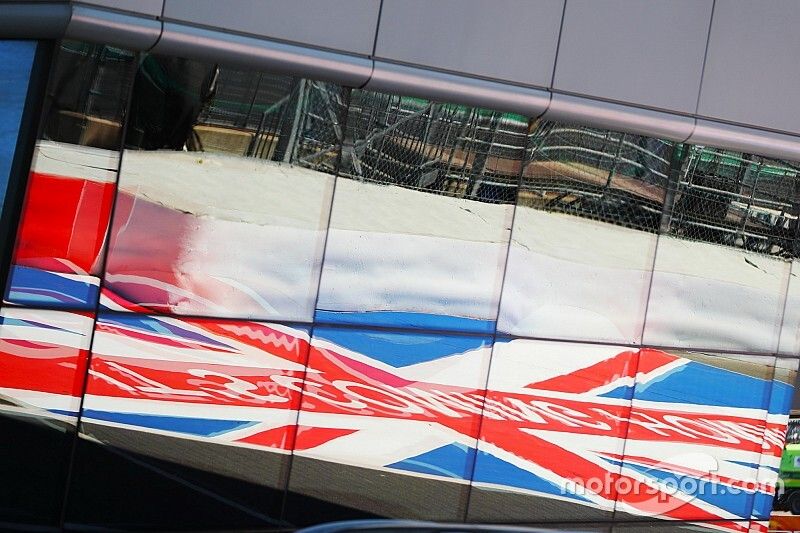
644 147 796 352
101 57 345 321
0 307 93 525
314 90 527 333
498 124 671 344
779 260 800 355
5 42 136 310
615 350 774 524
65 313 309 528
0 40 36 217
468 338 637 522
612 521 751 532
285 327 493 524
762 358 798 521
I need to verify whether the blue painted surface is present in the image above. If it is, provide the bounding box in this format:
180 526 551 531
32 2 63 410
99 313 236 349
0 41 36 212
635 360 771 409
473 449 591 502
770 379 795 415
315 309 496 335
81 409 256 437
313 325 491 367
598 384 634 399
6 265 98 309
388 443 474 479
619 460 755 518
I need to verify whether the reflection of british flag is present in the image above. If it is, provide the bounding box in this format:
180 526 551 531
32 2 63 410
0 307 793 533
5 143 117 309
0 308 93 419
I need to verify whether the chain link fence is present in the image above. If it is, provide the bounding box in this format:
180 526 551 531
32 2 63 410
337 90 529 204
519 123 674 234
41 41 137 149
665 147 800 257
144 63 800 258
196 70 345 174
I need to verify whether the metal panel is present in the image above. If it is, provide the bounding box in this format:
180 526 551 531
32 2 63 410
469 338 636 522
366 61 551 117
104 73 345 322
75 0 163 18
162 0 380 56
615 351 775 522
698 0 800 136
375 0 564 88
0 309 96 526
544 93 695 142
689 119 800 162
498 122 672 345
65 5 161 50
70 314 303 527
0 3 70 39
553 0 712 113
779 262 800 356
153 22 372 87
643 138 793 353
315 87 522 332
5 43 137 311
286 327 493 523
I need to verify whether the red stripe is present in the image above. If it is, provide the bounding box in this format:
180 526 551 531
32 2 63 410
236 425 295 449
14 172 114 275
526 349 638 393
293 426 358 450
637 348 680 374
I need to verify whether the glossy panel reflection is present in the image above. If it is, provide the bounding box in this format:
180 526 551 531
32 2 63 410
779 260 800 355
6 38 800 531
315 92 524 333
644 147 796 352
758 358 798 520
0 40 35 211
286 327 493 523
5 42 135 310
499 125 669 344
468 338 637 522
0 308 93 525
67 314 309 528
615 351 776 524
7 142 118 308
101 58 345 321
611 521 752 532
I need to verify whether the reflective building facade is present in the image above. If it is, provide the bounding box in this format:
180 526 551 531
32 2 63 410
0 33 799 533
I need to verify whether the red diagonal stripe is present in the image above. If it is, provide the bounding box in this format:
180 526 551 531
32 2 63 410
525 350 639 393
294 426 358 450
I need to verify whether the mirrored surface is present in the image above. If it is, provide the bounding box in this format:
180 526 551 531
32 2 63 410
285 326 493 523
614 351 776 524
498 124 670 344
759 357 798 521
5 38 800 533
644 147 796 352
101 58 346 321
779 260 800 355
611 521 752 532
0 307 93 526
315 91 525 333
66 314 309 528
5 42 136 310
468 338 638 522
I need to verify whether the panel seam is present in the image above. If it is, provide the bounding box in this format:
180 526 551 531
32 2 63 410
693 0 716 115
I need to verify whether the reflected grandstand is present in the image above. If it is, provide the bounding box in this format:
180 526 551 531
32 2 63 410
51 51 800 259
